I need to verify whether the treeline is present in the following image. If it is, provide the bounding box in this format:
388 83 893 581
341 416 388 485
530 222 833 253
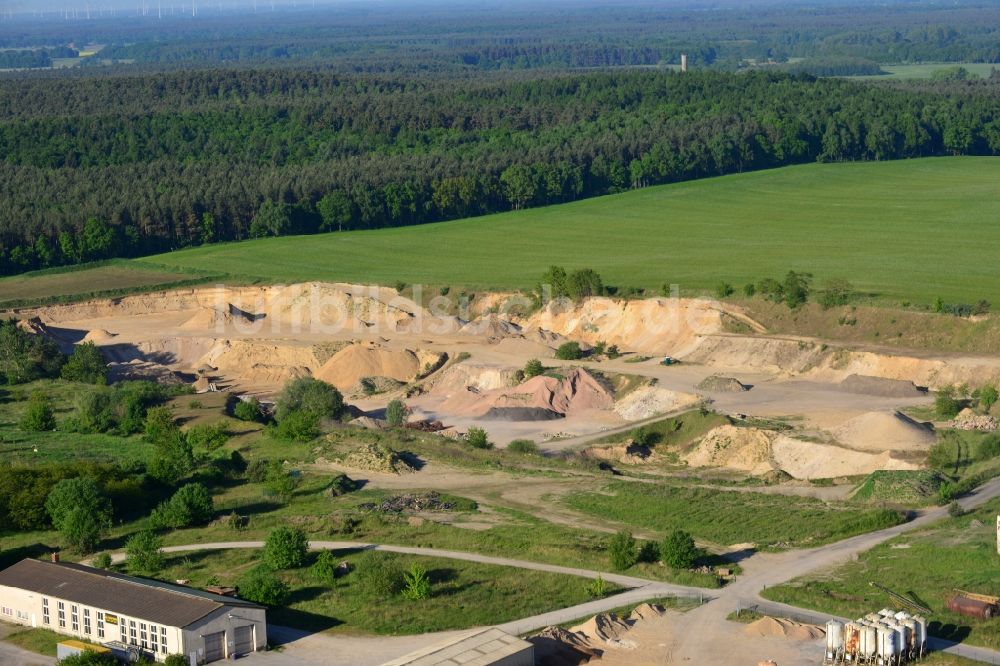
0 47 78 70
5 70 1000 274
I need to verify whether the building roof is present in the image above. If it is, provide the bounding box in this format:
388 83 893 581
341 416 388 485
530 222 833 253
381 628 533 666
0 559 262 628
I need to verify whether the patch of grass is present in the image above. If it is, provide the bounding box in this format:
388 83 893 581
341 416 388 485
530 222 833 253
153 548 618 635
2 626 65 656
725 609 764 624
587 410 730 449
125 158 1000 306
850 63 1000 80
564 481 905 549
760 498 1000 651
0 260 224 308
851 470 944 505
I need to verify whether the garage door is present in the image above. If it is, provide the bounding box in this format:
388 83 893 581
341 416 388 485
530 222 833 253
234 625 255 656
204 631 226 663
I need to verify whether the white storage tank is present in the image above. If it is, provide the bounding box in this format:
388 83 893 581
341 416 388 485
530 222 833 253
877 625 898 661
860 626 877 659
844 622 861 657
891 623 909 658
903 619 918 655
879 608 895 618
826 620 845 657
893 611 911 622
914 616 928 654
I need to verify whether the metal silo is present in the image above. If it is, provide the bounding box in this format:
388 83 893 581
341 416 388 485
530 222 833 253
844 622 861 660
860 625 877 662
826 620 845 661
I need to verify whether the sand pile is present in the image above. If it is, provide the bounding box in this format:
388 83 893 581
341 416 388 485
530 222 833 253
342 442 415 474
614 385 701 420
570 612 633 644
459 314 523 343
196 339 320 386
443 368 614 421
314 343 443 390
685 425 779 476
347 376 406 398
628 603 666 621
697 375 750 392
583 442 654 465
771 436 921 479
839 374 926 397
529 627 601 664
744 616 825 641
830 411 935 452
351 416 388 430
267 282 416 332
425 363 523 394
191 376 213 393
82 328 117 343
107 359 184 385
180 304 262 332
523 297 724 356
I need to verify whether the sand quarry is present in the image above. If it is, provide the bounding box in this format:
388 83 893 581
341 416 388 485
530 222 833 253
12 281 1000 478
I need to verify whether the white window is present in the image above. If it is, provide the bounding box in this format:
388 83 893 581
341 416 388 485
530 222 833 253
1 606 12 616
160 626 168 654
129 620 137 646
42 598 50 625
16 610 29 621
96 612 105 639
57 601 65 628
71 605 79 632
140 622 148 649
150 624 158 652
83 608 91 635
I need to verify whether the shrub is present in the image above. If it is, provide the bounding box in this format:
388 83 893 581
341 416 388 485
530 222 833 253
608 529 637 571
586 575 608 598
977 385 998 412
149 483 215 529
264 526 309 569
630 427 659 447
357 551 405 597
0 318 64 384
185 422 230 451
311 550 339 582
714 282 734 299
783 270 812 309
743 283 756 297
164 656 189 666
934 385 963 419
125 530 165 574
592 340 607 356
947 501 965 518
238 566 290 606
92 552 113 569
555 341 583 360
637 540 660 564
233 397 265 422
661 529 700 569
58 652 118 666
818 279 854 309
61 341 108 384
523 358 544 378
606 344 621 359
148 429 195 485
385 399 407 427
466 426 492 449
263 463 301 502
402 563 432 600
245 458 270 482
276 376 345 421
274 410 321 441
395 281 407 293
976 433 1000 461
19 390 55 431
507 439 539 455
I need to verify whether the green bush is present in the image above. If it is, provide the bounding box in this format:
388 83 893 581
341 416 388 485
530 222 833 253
19 390 55 431
402 563 432 600
276 376 345 421
185 422 230 451
57 651 118 666
585 575 608 598
356 551 405 597
0 318 64 384
608 529 637 571
385 399 407 427
92 552 112 569
233 397 265 422
661 529 700 569
46 477 112 553
818 279 854 309
976 434 1000 461
238 566 290 606
149 483 215 529
164 656 189 666
977 385 998 412
714 281 734 299
466 426 492 449
637 540 660 563
507 439 539 455
934 385 963 419
148 428 195 485
555 341 582 360
245 458 270 483
947 500 965 518
523 358 544 378
61 341 108 384
264 526 309 569
311 550 340 582
263 462 301 502
274 409 321 441
125 530 165 575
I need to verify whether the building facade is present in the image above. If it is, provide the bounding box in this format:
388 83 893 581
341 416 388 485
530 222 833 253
0 558 266 664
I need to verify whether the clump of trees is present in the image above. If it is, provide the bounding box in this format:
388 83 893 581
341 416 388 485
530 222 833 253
125 530 166 574
19 390 55 431
273 377 345 441
523 359 544 378
61 342 108 384
149 483 214 529
0 320 64 384
539 266 604 302
45 477 112 553
264 526 309 569
465 426 492 450
555 341 583 360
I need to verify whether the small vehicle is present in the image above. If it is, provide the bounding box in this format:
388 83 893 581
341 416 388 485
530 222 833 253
660 356 678 366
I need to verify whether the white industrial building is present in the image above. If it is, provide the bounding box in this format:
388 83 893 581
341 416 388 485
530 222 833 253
0 557 266 664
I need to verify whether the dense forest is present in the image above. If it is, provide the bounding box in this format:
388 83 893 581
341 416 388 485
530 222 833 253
3 66 1000 275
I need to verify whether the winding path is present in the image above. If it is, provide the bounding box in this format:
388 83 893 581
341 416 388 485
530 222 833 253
101 476 1000 665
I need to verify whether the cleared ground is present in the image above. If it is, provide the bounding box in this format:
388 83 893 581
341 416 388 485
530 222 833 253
854 63 999 79
116 157 1000 305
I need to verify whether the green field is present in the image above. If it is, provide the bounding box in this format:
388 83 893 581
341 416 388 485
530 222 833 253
761 498 1000 651
0 262 220 308
857 63 999 80
113 157 1000 305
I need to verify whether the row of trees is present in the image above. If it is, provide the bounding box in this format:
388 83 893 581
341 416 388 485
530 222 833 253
6 71 1000 274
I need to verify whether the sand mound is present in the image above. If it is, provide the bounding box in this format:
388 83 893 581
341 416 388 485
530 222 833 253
685 425 779 475
570 612 632 644
744 616 825 641
771 436 921 479
831 411 935 452
82 329 117 343
351 416 387 430
195 339 320 386
697 375 750 392
529 627 601 664
459 314 522 343
179 304 262 332
107 359 184 385
314 343 443 390
425 363 523 394
191 376 213 393
347 376 406 398
444 368 614 420
628 603 666 621
267 282 416 332
583 443 654 465
614 385 701 420
839 374 926 397
343 442 415 475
